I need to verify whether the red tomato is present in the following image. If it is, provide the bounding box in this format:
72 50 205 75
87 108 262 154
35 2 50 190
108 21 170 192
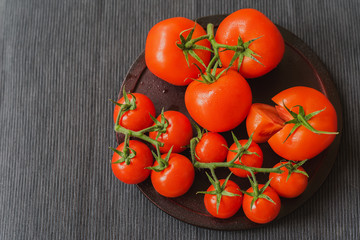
268 86 338 161
113 93 156 131
111 140 153 184
195 132 228 163
204 179 243 219
151 153 195 198
185 69 252 132
243 185 281 224
226 139 263 177
149 111 193 153
269 162 308 198
145 17 211 86
246 103 285 143
215 8 284 79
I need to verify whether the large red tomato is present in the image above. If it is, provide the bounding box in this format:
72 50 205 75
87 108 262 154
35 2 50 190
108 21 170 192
149 111 193 153
111 140 153 184
185 69 252 132
268 86 338 161
145 17 211 86
113 93 156 131
215 8 284 79
151 153 195 198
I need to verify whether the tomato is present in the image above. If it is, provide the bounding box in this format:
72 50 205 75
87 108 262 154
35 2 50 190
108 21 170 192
185 68 252 132
226 139 263 177
111 140 153 184
145 17 211 86
113 93 156 131
268 86 338 160
204 179 243 219
149 111 193 153
195 132 228 163
243 184 281 224
269 162 308 198
215 8 284 79
151 153 195 197
246 103 285 143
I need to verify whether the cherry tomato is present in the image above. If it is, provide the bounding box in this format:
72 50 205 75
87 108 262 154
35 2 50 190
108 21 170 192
145 17 211 86
149 111 193 153
151 153 195 198
269 162 308 198
113 93 156 131
204 179 243 219
226 139 263 178
268 86 338 160
185 68 252 132
195 132 228 163
246 103 285 143
243 185 281 224
111 140 153 184
215 8 284 79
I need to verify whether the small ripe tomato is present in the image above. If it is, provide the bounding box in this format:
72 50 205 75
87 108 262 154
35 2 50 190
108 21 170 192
215 8 285 79
185 68 252 132
145 17 211 86
111 140 153 184
268 86 338 160
246 103 285 143
269 162 308 198
243 185 281 224
226 139 263 178
195 132 228 163
113 93 156 131
149 111 193 153
151 153 195 198
204 179 243 219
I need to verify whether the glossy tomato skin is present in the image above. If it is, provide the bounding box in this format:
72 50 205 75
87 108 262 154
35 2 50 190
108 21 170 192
215 8 284 79
246 103 285 143
195 132 228 163
226 139 263 177
185 69 252 132
111 140 153 184
243 185 281 224
149 111 193 153
204 179 243 219
268 86 338 161
151 153 195 198
113 93 156 131
145 17 211 86
269 162 308 198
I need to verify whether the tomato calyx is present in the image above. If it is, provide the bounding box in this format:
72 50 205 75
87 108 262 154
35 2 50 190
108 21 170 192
242 171 276 209
109 134 137 165
111 88 137 123
147 146 173 172
227 132 260 164
282 102 339 142
197 170 240 214
281 160 309 181
149 109 170 140
176 23 212 68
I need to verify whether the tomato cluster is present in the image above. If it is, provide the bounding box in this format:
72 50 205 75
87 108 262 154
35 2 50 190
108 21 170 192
110 8 339 225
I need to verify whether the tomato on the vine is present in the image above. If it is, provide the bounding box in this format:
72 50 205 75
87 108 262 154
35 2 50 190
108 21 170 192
204 179 243 219
269 162 308 198
151 153 195 198
113 93 156 131
226 139 263 178
268 86 338 161
185 68 252 132
195 132 228 163
149 111 193 153
243 184 281 224
215 8 284 79
111 140 153 184
145 17 211 86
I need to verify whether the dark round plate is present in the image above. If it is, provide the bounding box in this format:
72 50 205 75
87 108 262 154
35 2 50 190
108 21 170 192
115 15 342 230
